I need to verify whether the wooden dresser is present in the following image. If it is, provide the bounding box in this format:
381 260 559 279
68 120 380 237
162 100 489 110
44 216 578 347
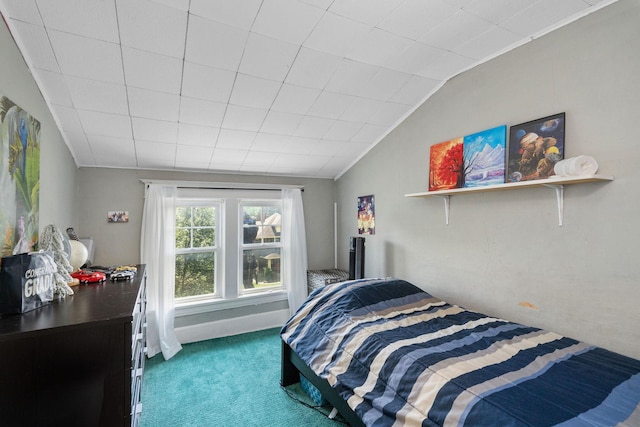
0 265 147 427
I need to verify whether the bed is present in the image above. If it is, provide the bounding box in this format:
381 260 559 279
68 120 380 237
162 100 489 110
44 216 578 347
280 278 640 426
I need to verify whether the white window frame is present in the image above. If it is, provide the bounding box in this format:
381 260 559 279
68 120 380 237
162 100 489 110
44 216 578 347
174 199 223 304
238 200 284 296
173 188 288 316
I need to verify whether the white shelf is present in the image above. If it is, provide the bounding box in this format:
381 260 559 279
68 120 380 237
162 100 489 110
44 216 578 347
405 174 614 226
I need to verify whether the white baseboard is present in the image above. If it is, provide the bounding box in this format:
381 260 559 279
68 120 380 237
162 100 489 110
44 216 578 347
175 308 291 344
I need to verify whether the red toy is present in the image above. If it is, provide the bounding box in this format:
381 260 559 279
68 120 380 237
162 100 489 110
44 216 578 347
71 270 106 284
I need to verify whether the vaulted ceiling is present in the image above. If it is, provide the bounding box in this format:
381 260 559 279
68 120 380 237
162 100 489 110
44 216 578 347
0 0 615 179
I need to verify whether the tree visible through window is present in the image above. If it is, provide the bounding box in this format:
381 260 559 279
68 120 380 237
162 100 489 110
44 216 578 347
175 205 217 299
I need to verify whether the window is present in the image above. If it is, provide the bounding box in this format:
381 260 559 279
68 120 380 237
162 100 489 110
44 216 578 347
240 203 282 294
173 189 285 310
174 203 220 301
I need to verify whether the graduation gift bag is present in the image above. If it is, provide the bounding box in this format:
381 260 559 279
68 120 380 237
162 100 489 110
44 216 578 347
0 251 57 314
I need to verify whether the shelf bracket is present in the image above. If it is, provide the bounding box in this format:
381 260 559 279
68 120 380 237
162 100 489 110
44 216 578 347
543 184 564 226
435 195 451 225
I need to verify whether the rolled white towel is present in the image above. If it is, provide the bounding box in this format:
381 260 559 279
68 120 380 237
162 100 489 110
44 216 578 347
553 155 599 176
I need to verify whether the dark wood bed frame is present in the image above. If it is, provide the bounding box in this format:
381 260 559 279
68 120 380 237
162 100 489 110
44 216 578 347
281 340 365 427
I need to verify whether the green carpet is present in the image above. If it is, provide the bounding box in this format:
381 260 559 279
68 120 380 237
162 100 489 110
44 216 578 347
139 328 346 426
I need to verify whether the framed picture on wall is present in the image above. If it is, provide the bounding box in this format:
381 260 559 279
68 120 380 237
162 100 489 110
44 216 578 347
462 125 506 188
429 137 463 191
357 195 375 235
507 112 565 182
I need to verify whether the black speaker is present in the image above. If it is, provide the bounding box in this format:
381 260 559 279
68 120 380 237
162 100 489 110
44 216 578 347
348 237 365 280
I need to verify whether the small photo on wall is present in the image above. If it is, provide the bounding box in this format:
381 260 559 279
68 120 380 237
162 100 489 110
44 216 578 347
507 112 565 182
108 211 129 223
357 195 375 235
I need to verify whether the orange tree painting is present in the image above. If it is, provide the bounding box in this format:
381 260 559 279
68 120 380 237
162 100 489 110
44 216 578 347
0 96 40 256
429 137 463 191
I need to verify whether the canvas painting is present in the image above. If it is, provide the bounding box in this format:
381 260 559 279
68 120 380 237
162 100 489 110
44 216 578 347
357 195 375 235
429 137 463 191
507 112 565 182
0 96 40 257
463 125 507 188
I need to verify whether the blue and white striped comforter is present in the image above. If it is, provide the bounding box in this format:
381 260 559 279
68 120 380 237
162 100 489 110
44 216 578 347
281 278 640 426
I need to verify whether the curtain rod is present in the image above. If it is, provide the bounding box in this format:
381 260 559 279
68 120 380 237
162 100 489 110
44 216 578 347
140 179 304 191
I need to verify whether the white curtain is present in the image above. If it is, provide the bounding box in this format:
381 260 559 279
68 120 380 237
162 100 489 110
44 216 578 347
282 188 308 315
140 184 182 360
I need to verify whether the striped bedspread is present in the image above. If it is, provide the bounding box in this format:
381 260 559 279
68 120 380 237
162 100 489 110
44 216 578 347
281 278 640 426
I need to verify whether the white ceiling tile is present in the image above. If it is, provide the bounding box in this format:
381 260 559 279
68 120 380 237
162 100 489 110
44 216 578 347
37 0 118 42
49 105 84 132
251 0 324 45
216 129 257 149
350 123 388 143
189 0 260 30
324 120 364 141
177 123 219 147
1 0 42 25
179 97 226 127
462 0 536 25
175 144 214 164
185 14 248 71
418 51 476 80
340 97 386 123
122 47 183 94
454 26 524 60
116 0 187 58
325 59 380 97
368 102 412 126
132 117 178 143
221 104 268 132
242 150 278 167
65 76 128 115
62 130 93 164
390 75 441 105
378 0 457 40
304 12 371 57
239 32 299 82
260 111 304 135
307 91 356 119
347 27 413 67
181 62 236 102
128 87 180 122
284 47 342 89
148 0 190 11
77 110 132 138
87 135 137 167
48 30 123 83
386 41 446 75
419 10 495 51
501 0 591 37
7 20 59 72
135 140 177 165
293 116 334 138
211 148 247 162
328 0 403 26
32 69 72 106
271 84 321 115
299 0 333 10
251 133 292 152
229 74 282 109
358 68 412 102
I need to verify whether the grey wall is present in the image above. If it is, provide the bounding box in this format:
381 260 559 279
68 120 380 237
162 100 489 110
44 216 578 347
76 167 336 269
336 0 640 359
0 20 78 240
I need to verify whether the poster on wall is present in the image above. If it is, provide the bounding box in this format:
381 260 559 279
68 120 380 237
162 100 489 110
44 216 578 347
357 195 375 235
507 112 565 182
463 125 506 188
0 95 40 257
